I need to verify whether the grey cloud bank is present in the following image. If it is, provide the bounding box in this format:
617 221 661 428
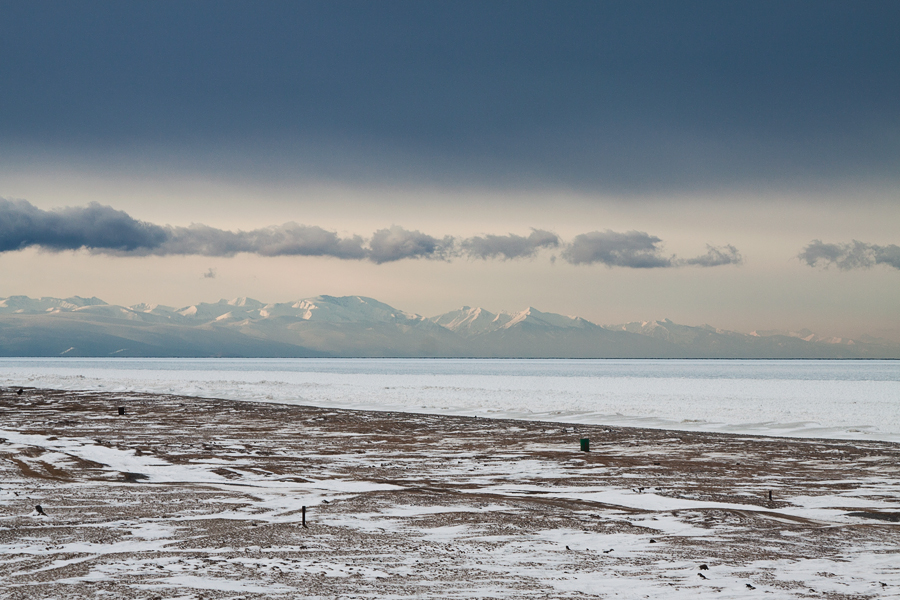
561 231 742 269
0 198 368 260
162 223 368 260
0 198 167 253
368 226 452 264
800 240 900 271
564 230 674 268
2 198 745 268
462 229 560 260
683 245 744 267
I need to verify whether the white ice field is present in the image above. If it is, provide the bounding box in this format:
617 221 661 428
2 358 898 442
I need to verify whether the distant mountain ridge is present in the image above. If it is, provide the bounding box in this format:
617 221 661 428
0 295 897 358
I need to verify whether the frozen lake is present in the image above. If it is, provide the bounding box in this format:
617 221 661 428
1 358 898 442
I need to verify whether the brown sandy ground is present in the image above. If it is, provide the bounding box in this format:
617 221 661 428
0 387 898 599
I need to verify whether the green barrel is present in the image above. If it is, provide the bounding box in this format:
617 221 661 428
580 438 590 452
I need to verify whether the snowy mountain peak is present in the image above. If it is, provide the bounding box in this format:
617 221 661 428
64 296 108 307
291 295 426 324
0 295 109 314
227 297 264 308
129 302 176 314
431 305 591 335
502 307 587 330
131 303 158 313
750 328 839 342
430 306 508 337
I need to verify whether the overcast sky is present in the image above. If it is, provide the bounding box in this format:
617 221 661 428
1 1 898 340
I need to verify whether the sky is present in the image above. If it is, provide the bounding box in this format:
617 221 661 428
1 1 898 340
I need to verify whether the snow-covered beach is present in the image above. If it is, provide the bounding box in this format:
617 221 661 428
1 386 898 599
2 358 898 442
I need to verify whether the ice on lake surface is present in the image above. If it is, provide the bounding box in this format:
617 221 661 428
2 358 898 442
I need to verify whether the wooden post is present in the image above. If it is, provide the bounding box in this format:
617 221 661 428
302 505 307 528
768 490 773 502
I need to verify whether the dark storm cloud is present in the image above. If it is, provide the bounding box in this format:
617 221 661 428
1 1 898 190
0 199 743 268
563 231 674 268
799 240 900 271
461 230 559 260
0 197 168 252
368 226 452 264
682 245 744 267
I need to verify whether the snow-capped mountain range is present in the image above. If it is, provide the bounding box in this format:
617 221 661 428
0 295 896 358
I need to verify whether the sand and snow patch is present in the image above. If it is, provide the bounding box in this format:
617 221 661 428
2 388 899 598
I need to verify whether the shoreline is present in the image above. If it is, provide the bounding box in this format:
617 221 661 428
3 358 899 444
1 387 899 598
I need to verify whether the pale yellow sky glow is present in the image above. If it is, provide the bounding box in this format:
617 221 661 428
1 163 898 341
